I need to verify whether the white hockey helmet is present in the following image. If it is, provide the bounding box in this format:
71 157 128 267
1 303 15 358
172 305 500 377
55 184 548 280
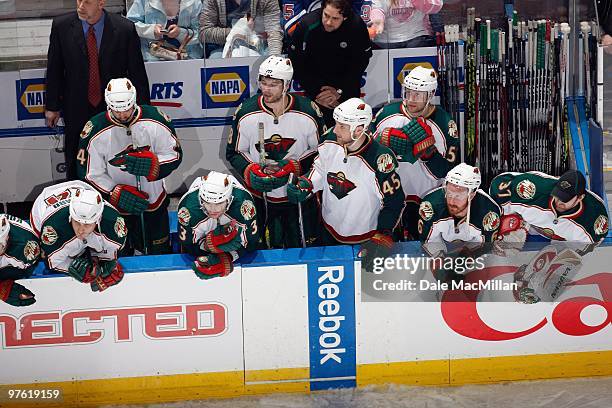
198 171 234 207
258 56 294 92
445 163 482 191
105 78 137 112
0 214 10 248
403 66 438 102
333 98 372 140
69 189 104 225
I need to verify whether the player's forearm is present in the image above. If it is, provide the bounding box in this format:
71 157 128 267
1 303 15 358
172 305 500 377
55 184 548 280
422 151 453 178
157 152 183 180
377 190 404 232
0 265 34 280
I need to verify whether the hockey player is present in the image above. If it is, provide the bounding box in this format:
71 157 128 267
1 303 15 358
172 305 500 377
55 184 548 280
177 171 260 280
30 181 127 292
226 56 325 248
490 169 609 252
0 214 40 306
418 163 501 282
371 66 460 239
77 78 182 255
287 98 404 265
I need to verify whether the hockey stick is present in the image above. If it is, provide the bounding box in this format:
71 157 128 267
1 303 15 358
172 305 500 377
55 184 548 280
257 122 270 248
288 173 306 248
127 128 148 255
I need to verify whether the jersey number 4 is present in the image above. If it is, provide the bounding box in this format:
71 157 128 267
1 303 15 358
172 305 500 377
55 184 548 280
77 149 87 166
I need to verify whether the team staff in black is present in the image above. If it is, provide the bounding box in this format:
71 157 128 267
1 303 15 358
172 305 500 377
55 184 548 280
287 0 372 127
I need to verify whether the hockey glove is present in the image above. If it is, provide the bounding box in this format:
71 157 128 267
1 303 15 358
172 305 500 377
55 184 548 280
244 163 286 193
360 231 394 273
90 260 124 292
0 280 36 307
287 176 313 204
200 221 243 253
376 118 435 163
109 147 160 182
110 184 149 215
192 252 234 280
270 159 301 180
67 255 99 283
494 213 528 256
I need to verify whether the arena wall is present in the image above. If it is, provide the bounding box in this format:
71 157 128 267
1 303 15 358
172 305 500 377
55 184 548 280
0 244 610 407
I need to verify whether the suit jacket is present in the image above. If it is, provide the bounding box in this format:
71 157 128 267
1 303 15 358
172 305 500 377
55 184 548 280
45 10 150 131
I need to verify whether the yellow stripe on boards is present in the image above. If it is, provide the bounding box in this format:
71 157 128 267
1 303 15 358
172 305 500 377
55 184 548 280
2 351 611 407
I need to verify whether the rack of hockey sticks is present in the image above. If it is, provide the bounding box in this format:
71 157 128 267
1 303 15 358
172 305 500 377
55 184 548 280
437 8 601 186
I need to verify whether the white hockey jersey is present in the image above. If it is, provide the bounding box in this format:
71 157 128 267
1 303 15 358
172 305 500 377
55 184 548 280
30 181 126 273
308 132 404 243
77 105 182 211
227 94 325 201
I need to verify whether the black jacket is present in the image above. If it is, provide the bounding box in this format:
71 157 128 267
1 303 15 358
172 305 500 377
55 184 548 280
598 0 612 35
288 9 372 102
45 10 150 127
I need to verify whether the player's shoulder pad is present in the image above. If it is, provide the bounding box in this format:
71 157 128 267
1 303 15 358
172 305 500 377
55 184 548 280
320 127 337 143
177 188 205 229
79 111 112 142
419 187 446 222
372 101 402 125
233 96 260 122
99 204 128 244
473 189 502 232
582 190 609 237
228 187 257 223
365 139 398 174
6 216 40 264
290 94 324 119
431 107 458 139
39 206 73 248
139 105 175 129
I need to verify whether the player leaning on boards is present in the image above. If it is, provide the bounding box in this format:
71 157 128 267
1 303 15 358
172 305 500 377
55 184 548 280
226 56 325 248
77 78 183 255
490 169 609 253
418 163 501 282
371 66 460 240
287 98 404 264
30 181 126 292
178 172 260 280
0 214 40 306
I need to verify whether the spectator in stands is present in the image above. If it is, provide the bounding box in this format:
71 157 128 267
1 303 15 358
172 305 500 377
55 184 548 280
127 0 203 61
281 0 372 37
198 0 283 58
45 0 150 181
369 0 442 49
288 0 372 127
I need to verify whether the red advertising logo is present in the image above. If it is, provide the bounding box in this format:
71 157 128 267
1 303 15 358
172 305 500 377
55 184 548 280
441 266 611 341
0 303 226 348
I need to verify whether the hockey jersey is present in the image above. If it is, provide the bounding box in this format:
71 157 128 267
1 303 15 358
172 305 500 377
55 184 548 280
309 130 404 243
418 187 502 256
0 215 40 280
177 176 260 260
30 181 126 273
226 93 325 202
490 171 609 244
281 0 372 35
370 102 460 200
77 105 182 212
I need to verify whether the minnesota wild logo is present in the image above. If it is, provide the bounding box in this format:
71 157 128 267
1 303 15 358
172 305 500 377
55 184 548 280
327 172 356 200
255 134 296 161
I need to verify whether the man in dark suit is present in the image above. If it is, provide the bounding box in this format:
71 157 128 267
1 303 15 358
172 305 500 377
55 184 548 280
45 0 150 180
